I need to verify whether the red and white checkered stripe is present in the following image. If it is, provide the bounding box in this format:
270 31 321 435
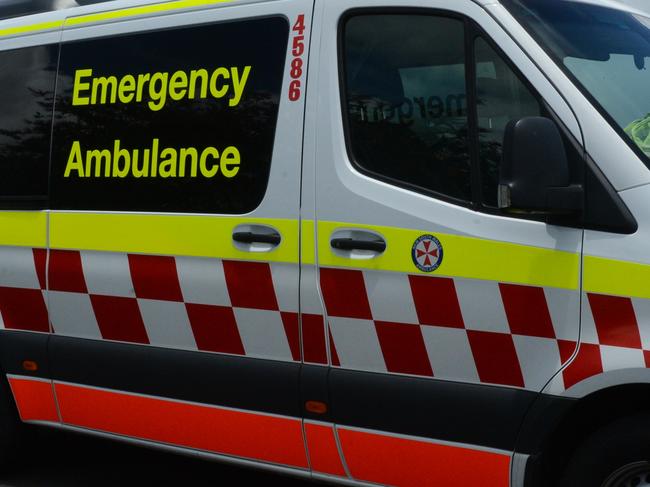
0 247 48 333
549 293 650 392
0 248 329 365
2 248 649 393
319 268 650 391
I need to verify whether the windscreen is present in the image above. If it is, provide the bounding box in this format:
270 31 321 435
502 0 650 164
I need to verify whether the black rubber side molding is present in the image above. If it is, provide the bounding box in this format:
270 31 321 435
329 368 551 452
300 364 330 421
49 335 302 418
0 330 50 379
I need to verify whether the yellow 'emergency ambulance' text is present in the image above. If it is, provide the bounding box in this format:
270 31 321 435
64 139 241 179
72 66 252 111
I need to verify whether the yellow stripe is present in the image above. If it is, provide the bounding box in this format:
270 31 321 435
0 212 47 248
301 219 316 266
584 255 650 299
0 20 63 37
65 0 233 26
50 213 298 263
317 221 580 290
24 213 581 288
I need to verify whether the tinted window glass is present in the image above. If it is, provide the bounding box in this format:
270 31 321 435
475 37 542 206
51 17 288 213
343 15 471 202
0 45 57 201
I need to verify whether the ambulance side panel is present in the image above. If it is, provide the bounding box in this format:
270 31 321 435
2 0 317 472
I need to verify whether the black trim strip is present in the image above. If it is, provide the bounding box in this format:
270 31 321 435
0 330 51 379
47 335 302 418
300 364 330 422
328 368 573 452
465 17 482 209
583 153 638 234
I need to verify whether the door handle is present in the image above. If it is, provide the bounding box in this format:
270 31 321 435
233 231 281 246
331 237 386 253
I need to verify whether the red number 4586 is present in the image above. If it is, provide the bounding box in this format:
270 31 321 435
289 14 306 102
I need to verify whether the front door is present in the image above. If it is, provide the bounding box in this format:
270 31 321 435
310 1 584 485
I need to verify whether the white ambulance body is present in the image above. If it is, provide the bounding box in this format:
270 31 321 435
0 0 648 485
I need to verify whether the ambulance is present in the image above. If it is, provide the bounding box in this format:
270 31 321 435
0 0 648 485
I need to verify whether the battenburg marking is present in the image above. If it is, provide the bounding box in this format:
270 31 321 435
412 235 443 272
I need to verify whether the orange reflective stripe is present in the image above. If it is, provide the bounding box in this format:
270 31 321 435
54 382 309 468
337 427 510 487
304 422 346 477
8 376 58 422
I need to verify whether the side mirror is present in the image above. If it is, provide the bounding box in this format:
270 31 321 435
498 117 583 214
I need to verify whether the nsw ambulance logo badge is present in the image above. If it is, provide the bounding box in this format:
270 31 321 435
412 235 443 272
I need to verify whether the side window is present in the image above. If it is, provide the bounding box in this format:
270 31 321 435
341 14 551 211
0 45 57 204
475 37 542 206
342 15 472 202
51 17 289 214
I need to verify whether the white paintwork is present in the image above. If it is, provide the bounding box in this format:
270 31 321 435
421 326 480 381
81 251 135 298
175 257 232 306
138 299 197 349
364 271 418 324
233 308 293 360
48 291 103 338
328 317 387 372
634 298 650 350
514 335 563 388
546 288 581 341
270 263 300 313
0 247 42 289
456 279 510 333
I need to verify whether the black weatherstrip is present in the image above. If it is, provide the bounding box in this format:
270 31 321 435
329 368 575 452
47 335 302 418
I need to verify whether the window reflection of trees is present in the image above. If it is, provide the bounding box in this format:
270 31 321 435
0 45 56 198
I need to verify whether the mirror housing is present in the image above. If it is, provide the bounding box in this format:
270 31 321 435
498 117 583 214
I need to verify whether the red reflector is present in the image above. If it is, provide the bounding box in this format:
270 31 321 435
305 401 328 414
22 360 38 372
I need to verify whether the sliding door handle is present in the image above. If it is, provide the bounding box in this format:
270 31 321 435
233 231 281 246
